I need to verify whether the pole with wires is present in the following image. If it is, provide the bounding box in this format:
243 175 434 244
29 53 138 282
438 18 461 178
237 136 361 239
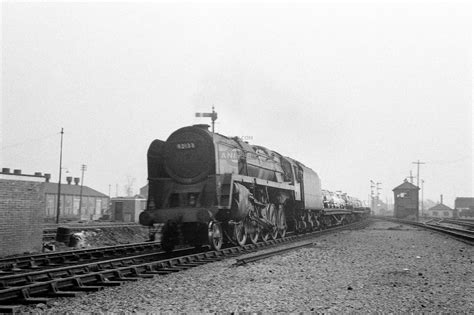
56 128 64 224
78 164 87 220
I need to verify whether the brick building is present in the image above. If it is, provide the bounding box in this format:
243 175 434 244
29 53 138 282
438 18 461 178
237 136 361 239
0 169 45 256
111 197 146 222
426 203 454 218
393 180 419 220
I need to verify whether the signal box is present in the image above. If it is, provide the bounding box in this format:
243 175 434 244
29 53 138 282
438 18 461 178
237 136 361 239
393 180 420 220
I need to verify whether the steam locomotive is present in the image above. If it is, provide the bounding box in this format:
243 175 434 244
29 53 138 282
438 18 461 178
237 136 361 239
139 124 369 251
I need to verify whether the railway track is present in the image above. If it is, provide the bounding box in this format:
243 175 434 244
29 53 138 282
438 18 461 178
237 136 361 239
0 219 371 312
0 241 162 272
435 218 474 229
377 217 474 245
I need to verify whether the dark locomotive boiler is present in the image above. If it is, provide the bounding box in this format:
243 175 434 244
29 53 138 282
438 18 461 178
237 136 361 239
139 124 369 251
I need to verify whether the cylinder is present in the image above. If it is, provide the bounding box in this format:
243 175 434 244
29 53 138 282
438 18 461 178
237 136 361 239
230 183 252 221
56 227 72 243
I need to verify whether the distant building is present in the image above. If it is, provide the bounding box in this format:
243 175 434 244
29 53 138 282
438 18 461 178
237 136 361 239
0 168 44 256
1 166 110 223
455 197 474 219
426 203 454 218
44 176 109 221
111 197 146 222
372 199 389 216
139 184 148 199
393 180 419 220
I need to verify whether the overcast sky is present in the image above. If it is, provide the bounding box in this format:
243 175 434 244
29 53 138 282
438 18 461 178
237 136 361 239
1 1 472 207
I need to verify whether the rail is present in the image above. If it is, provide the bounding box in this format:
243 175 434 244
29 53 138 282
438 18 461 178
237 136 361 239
375 217 474 245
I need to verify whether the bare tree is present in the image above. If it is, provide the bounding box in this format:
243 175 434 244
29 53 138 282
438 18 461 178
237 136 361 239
124 175 136 197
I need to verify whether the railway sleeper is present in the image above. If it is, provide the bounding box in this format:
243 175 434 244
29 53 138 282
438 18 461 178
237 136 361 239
143 270 174 275
49 270 72 279
93 274 122 287
177 262 206 267
196 257 222 262
163 263 190 271
41 259 61 267
29 274 51 283
0 304 22 313
111 271 139 282
47 283 86 298
69 278 103 292
64 254 82 262
8 264 23 272
0 271 14 276
141 265 168 275
16 288 50 305
129 267 154 279
2 279 30 287
154 267 183 273
25 261 40 270
91 251 105 258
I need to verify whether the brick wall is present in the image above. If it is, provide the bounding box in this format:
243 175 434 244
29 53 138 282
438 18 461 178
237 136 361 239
0 178 44 256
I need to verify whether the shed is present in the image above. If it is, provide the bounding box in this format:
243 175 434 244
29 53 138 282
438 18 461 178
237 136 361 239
426 203 454 218
111 197 147 222
393 180 419 220
43 179 109 221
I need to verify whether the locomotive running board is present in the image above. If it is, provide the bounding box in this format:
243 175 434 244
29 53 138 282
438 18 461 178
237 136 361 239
230 174 295 191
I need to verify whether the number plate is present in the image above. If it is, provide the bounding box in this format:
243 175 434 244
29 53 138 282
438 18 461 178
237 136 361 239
176 142 196 150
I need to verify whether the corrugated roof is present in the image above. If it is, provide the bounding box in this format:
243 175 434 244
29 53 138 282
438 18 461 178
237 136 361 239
43 182 107 198
455 197 474 208
393 181 419 191
428 203 453 211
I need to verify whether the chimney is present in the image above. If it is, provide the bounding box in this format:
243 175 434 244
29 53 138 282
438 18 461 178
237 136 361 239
74 177 80 185
13 169 21 175
44 173 51 182
440 194 443 205
66 176 72 184
34 172 42 177
2 168 10 173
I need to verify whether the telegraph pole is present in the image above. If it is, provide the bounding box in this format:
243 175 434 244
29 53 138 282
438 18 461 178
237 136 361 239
370 180 375 212
412 160 425 188
376 182 382 213
421 179 425 217
56 128 64 224
78 164 87 219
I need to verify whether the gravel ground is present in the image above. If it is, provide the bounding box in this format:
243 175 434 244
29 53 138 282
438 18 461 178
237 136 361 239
23 219 473 313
